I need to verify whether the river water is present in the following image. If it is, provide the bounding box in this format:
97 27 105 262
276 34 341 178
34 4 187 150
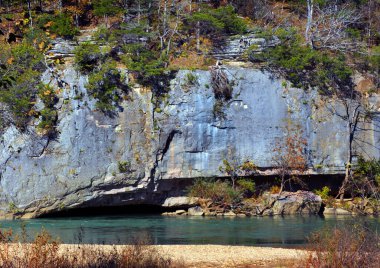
0 215 378 247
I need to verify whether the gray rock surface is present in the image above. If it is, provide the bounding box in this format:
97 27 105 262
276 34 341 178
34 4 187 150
188 206 204 216
162 197 199 208
0 38 379 217
267 191 322 215
323 207 352 215
212 34 279 60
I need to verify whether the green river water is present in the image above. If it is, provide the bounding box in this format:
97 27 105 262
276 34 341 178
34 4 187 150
0 215 378 247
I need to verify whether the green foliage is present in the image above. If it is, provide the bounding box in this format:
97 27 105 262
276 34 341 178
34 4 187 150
186 5 247 37
370 46 380 69
93 0 121 17
213 99 226 119
86 61 129 114
121 43 172 96
187 179 242 205
37 84 58 136
370 46 380 86
118 160 131 173
237 178 256 194
249 28 353 95
184 72 199 87
0 42 45 130
37 13 78 38
8 202 20 214
315 186 331 200
74 43 103 73
355 157 380 187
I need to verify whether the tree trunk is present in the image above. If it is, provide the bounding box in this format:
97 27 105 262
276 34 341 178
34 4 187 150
196 1 200 53
338 122 353 202
305 0 314 46
27 0 33 28
137 0 141 25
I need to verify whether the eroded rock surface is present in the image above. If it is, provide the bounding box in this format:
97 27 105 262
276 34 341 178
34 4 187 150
0 53 379 217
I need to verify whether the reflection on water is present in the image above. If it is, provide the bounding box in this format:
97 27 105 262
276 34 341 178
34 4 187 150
0 215 378 247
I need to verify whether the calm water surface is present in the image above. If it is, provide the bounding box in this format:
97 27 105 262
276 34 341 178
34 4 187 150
0 215 378 247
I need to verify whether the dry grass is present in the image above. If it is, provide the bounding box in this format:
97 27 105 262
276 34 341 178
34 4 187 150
301 222 380 268
0 228 184 268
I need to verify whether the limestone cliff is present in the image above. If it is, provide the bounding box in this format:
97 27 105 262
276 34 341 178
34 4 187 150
0 37 379 218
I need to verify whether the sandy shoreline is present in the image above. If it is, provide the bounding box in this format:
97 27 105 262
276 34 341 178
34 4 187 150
157 245 306 267
59 244 307 267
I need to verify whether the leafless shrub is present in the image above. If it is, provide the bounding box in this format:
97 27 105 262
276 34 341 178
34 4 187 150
303 222 380 268
311 4 362 52
0 228 184 268
210 64 233 101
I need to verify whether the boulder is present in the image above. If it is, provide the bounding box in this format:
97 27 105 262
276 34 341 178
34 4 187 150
162 197 199 208
175 210 187 215
323 207 352 215
267 191 322 215
188 206 204 216
223 211 236 217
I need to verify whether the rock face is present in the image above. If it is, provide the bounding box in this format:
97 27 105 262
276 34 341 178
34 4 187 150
212 34 279 60
0 38 379 217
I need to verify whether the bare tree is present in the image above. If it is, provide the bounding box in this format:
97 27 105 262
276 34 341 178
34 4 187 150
272 122 308 195
310 3 361 51
305 0 314 46
326 91 378 201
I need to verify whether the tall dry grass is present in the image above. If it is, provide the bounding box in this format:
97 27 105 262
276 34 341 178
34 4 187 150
303 222 380 268
0 227 184 268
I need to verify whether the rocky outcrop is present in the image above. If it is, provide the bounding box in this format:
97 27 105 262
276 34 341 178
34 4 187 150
261 191 322 216
212 34 279 59
0 37 379 218
162 197 199 208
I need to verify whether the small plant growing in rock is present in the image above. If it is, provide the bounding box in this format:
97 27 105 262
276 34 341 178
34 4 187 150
118 161 131 173
315 186 331 200
184 72 199 87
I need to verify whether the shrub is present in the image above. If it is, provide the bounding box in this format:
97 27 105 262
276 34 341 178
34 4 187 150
304 222 380 268
93 0 122 18
186 5 247 38
237 178 256 194
74 43 103 73
0 42 45 130
86 60 129 113
37 84 58 137
118 160 131 173
0 228 183 268
184 72 199 87
269 185 281 194
314 186 331 200
351 157 380 199
121 43 173 96
187 179 242 205
249 28 353 96
37 13 78 38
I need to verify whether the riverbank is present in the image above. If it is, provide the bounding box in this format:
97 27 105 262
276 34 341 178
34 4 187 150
0 242 306 267
156 245 306 267
59 244 306 268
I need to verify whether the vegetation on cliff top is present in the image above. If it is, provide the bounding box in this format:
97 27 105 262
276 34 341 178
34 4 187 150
1 0 379 127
